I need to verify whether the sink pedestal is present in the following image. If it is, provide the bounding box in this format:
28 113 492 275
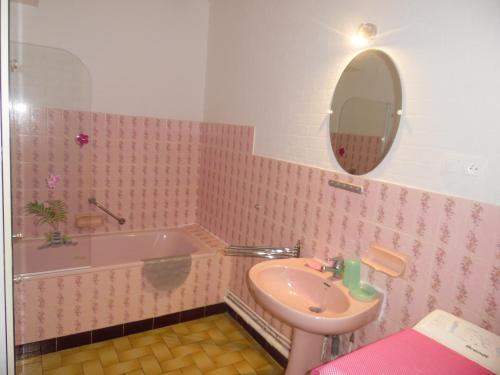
286 329 325 375
248 258 381 374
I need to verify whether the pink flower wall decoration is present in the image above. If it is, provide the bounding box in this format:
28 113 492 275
46 174 61 190
75 133 89 147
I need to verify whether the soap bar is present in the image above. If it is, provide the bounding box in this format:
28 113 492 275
305 259 323 271
343 259 360 290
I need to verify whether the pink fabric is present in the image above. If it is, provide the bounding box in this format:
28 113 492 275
311 329 494 375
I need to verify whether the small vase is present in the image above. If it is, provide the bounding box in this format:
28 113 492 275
50 231 63 246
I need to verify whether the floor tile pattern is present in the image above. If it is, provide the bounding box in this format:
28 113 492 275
16 314 284 375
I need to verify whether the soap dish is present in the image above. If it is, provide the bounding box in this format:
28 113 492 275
349 284 378 302
361 244 407 278
75 213 104 229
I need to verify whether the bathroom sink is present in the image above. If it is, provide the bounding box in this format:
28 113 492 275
248 258 382 375
249 257 381 334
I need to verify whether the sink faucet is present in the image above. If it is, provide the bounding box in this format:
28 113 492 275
321 256 344 280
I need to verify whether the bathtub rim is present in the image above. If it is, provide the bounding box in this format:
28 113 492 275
13 223 204 243
13 225 220 281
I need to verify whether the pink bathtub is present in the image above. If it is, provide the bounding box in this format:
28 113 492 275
13 228 213 277
13 225 229 345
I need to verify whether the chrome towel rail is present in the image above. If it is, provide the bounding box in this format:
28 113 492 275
224 241 301 259
88 197 126 225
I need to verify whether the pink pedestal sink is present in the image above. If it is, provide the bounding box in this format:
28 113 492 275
248 258 382 375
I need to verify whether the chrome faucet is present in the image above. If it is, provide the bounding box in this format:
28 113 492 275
321 256 344 280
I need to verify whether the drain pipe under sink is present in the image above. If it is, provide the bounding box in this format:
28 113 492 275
331 335 340 360
324 333 355 362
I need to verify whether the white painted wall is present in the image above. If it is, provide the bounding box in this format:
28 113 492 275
11 0 209 120
204 0 500 205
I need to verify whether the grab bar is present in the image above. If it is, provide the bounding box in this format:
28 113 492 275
88 197 126 225
224 241 301 259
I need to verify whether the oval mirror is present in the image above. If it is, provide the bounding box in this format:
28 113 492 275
329 50 402 175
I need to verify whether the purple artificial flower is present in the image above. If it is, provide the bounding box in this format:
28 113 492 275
75 133 89 147
46 174 61 189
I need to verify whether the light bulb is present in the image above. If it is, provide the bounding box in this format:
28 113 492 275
351 34 368 47
351 23 377 47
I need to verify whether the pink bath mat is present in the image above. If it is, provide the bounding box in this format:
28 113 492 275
311 329 495 375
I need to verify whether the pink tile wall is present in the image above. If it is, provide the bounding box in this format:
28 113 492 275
12 111 500 349
11 108 200 239
198 122 500 346
14 225 230 344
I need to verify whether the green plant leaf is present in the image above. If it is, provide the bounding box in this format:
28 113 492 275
24 200 68 229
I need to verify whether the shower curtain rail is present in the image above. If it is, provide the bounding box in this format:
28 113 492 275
88 197 126 225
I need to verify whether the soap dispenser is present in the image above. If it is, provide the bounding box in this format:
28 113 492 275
344 259 378 302
343 259 361 290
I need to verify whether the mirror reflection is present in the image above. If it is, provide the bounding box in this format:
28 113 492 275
329 49 402 175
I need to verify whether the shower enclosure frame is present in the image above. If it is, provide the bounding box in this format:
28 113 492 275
0 0 16 373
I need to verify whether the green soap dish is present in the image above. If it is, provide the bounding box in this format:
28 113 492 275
349 284 378 302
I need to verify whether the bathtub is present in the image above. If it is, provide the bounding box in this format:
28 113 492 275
13 227 213 277
13 225 230 345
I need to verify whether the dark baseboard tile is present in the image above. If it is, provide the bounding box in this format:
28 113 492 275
205 303 227 316
153 312 180 329
124 318 154 336
15 338 56 361
15 302 228 360
57 331 91 351
92 324 124 343
180 307 205 323
14 302 287 368
226 305 288 368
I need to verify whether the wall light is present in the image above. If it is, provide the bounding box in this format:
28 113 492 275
351 23 377 47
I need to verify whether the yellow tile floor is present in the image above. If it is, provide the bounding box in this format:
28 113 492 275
16 314 284 375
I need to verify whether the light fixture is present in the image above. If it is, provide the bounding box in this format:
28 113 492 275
351 23 377 47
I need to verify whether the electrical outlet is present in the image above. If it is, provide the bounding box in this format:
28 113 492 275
465 162 480 176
